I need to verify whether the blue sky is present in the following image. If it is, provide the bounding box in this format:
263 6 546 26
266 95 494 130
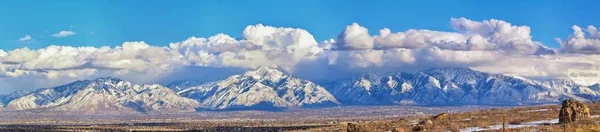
0 0 598 50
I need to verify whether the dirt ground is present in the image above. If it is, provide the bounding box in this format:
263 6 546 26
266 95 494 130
304 102 600 132
1 103 599 131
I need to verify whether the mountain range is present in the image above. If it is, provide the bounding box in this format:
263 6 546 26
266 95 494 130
323 68 590 105
1 67 598 113
1 77 199 113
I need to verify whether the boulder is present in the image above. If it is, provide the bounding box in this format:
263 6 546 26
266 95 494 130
412 125 426 132
391 128 404 132
559 99 591 123
418 119 433 125
347 122 367 132
432 113 448 120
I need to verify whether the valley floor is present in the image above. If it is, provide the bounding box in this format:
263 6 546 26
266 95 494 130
0 105 490 131
3 104 598 131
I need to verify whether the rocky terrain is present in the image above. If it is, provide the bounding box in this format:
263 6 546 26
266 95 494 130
305 101 600 132
559 99 591 123
0 102 597 131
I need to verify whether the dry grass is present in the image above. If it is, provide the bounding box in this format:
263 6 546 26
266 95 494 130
3 103 600 131
311 103 600 131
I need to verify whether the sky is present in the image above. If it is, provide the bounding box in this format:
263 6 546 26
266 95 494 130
1 0 598 50
1 0 600 94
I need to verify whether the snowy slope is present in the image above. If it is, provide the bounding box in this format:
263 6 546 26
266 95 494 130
325 68 590 105
540 79 600 100
166 80 210 92
4 77 200 113
179 67 340 110
0 90 31 108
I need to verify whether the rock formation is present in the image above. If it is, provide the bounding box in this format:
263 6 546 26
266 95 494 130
391 128 404 132
412 125 426 132
418 119 433 125
559 99 591 123
347 122 367 132
433 113 449 120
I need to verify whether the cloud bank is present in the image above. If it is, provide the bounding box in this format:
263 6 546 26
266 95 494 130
334 18 555 54
558 25 600 54
0 18 599 93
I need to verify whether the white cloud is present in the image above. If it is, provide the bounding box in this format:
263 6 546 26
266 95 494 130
316 18 596 80
1 18 599 94
18 35 33 42
332 18 555 55
558 25 600 54
0 24 324 93
169 24 323 71
51 30 76 38
335 23 374 50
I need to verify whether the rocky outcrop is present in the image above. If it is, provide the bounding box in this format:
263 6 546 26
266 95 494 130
412 125 426 132
391 128 404 132
433 113 449 120
418 120 433 125
347 122 367 132
559 99 591 123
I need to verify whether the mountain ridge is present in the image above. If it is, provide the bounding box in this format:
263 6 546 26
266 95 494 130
323 68 594 105
3 77 200 113
178 66 340 110
0 67 598 113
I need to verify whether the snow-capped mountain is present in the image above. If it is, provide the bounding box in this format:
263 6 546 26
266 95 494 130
324 68 592 105
0 90 31 108
178 67 340 110
1 67 598 113
166 80 212 92
540 79 600 100
3 77 200 113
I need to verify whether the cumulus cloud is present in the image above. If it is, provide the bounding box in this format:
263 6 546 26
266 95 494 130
169 24 323 71
332 18 554 55
316 18 597 81
51 30 76 38
18 35 33 42
0 24 324 93
1 18 599 94
558 25 600 54
334 23 374 50
323 18 557 71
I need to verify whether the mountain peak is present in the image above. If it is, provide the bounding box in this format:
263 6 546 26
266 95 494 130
255 66 280 72
92 77 125 82
166 80 207 91
4 76 200 113
419 67 476 73
245 66 284 76
416 68 484 78
178 66 340 110
240 66 288 82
